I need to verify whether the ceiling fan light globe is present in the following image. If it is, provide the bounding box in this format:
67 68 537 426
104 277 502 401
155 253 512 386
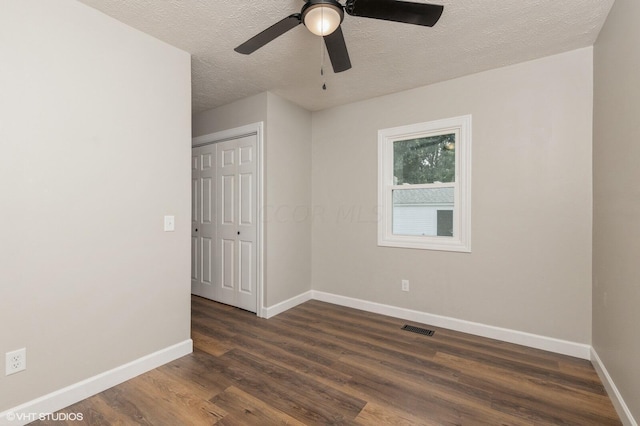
304 5 342 36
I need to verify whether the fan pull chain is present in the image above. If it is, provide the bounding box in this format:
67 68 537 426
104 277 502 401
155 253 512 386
318 25 326 90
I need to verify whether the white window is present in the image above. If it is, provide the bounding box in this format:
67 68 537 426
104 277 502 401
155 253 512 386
378 115 471 252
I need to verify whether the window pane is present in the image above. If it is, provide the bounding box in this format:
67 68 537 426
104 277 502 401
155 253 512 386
393 134 456 185
393 188 454 236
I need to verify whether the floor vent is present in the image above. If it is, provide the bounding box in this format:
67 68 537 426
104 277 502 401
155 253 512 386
402 325 435 336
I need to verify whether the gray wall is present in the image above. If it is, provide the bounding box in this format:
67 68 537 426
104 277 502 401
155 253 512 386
192 92 312 309
0 0 192 411
192 93 268 139
593 0 640 420
264 93 313 306
312 48 594 344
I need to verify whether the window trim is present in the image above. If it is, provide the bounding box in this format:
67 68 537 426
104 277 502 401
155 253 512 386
377 115 472 252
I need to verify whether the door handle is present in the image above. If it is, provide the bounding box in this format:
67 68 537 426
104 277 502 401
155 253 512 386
237 231 240 235
195 229 198 232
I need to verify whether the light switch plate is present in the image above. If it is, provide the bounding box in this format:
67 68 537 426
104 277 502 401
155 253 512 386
164 215 175 232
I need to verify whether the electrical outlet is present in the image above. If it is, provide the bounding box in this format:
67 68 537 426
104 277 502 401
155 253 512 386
402 280 410 292
6 348 26 375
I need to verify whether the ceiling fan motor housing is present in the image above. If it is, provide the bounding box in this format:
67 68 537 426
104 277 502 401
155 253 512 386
345 0 357 15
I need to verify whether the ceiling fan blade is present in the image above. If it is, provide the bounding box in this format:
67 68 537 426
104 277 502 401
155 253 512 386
235 14 302 54
324 26 352 73
345 0 443 27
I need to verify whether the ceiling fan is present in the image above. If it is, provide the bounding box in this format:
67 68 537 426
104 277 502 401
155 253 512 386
234 0 444 73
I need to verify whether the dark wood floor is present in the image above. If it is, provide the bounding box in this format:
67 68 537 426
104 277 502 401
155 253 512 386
33 295 621 425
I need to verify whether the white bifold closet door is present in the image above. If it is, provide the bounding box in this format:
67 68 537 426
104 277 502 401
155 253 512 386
191 134 257 313
191 144 215 302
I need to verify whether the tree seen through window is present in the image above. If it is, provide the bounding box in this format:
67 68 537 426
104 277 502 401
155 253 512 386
393 134 455 184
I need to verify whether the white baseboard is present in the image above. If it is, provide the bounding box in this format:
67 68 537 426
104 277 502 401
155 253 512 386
0 340 193 426
263 291 313 319
310 291 591 359
591 347 637 426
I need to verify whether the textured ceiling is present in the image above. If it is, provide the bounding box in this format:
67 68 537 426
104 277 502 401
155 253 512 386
77 0 614 113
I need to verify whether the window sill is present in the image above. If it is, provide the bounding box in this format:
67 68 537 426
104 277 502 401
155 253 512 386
378 236 471 252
